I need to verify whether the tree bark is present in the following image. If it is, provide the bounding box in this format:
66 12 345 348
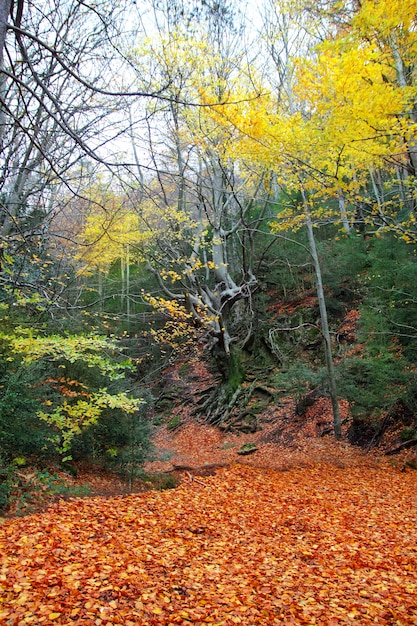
0 0 12 146
0 0 12 66
389 33 417 177
302 189 342 439
338 191 350 234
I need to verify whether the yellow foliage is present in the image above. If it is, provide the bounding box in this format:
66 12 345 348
204 0 417 233
76 210 151 274
38 391 143 459
142 293 193 323
353 0 417 36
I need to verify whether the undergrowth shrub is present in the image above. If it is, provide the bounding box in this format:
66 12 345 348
76 388 153 487
0 458 91 516
0 360 55 459
273 362 328 404
337 349 416 444
0 330 153 511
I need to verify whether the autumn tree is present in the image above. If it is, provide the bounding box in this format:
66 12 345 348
0 0 202 313
119 0 277 422
206 0 417 438
0 0 125 312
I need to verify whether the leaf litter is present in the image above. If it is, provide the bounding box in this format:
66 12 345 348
1 362 416 626
0 460 416 625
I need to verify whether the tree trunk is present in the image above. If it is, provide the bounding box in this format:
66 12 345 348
302 190 342 439
0 0 11 68
0 0 12 146
126 244 130 329
197 346 245 426
337 191 350 234
389 33 417 177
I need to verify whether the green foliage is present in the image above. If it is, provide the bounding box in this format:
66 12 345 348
0 457 18 513
0 361 55 459
331 234 417 439
87 390 153 491
359 236 417 360
76 260 156 336
0 458 91 516
273 362 328 402
337 352 409 421
82 391 151 460
38 390 143 461
0 327 151 472
400 427 417 441
262 226 417 444
2 330 133 379
167 415 182 430
320 234 369 306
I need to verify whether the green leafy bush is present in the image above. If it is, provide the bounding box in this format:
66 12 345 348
0 328 153 509
0 360 55 459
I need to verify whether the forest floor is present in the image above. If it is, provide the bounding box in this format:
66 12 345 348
2 380 417 624
142 354 416 477
145 398 365 476
4 353 416 516
9 398 409 521
1 439 416 624
50 397 399 503
83 386 416 498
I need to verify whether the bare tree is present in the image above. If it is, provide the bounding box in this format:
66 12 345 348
0 0 150 306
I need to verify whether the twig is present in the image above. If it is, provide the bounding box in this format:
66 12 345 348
186 471 208 487
385 438 417 456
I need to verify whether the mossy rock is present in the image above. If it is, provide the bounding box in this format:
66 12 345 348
167 415 181 431
237 442 258 455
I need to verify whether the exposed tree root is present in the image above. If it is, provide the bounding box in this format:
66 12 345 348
385 438 417 455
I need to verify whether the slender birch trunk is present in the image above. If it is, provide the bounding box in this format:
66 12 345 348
0 0 12 146
301 189 342 439
338 191 350 234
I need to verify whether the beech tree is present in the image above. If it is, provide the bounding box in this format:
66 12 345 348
200 0 417 437
117 0 276 422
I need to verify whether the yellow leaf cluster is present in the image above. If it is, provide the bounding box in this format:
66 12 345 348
142 293 193 323
76 210 150 274
205 0 417 232
38 391 143 458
